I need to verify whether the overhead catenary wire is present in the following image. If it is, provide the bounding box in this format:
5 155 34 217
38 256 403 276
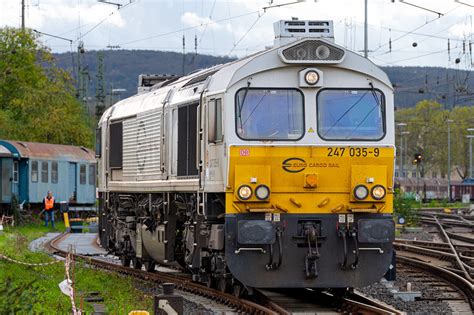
118 10 261 47
370 4 461 54
370 15 470 58
197 0 217 47
228 11 265 56
76 0 136 42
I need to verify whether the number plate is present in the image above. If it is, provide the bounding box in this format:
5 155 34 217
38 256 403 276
327 147 381 157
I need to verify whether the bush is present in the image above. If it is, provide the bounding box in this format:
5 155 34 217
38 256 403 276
393 189 419 226
0 277 38 313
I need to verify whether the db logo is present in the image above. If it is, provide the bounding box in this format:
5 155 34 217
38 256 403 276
239 149 250 156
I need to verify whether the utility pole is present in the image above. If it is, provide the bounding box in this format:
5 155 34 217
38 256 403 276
95 51 106 121
77 41 89 113
447 119 454 201
401 131 410 177
397 123 407 177
468 128 474 180
182 35 185 76
21 0 25 30
364 0 368 58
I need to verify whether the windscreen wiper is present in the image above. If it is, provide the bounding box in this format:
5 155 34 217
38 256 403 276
345 82 382 139
237 81 251 129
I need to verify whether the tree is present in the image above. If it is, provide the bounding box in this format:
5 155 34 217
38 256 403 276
450 106 474 179
0 28 92 147
396 100 474 179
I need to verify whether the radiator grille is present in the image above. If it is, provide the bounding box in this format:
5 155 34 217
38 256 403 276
122 108 162 180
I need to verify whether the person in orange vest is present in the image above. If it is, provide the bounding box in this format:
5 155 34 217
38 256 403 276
43 191 56 228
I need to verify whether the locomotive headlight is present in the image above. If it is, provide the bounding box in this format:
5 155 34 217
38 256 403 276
371 185 386 200
315 45 331 60
354 185 369 200
304 70 319 85
255 185 270 200
238 185 252 200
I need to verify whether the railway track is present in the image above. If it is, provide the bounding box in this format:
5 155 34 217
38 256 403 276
45 233 401 314
395 212 474 313
256 288 403 314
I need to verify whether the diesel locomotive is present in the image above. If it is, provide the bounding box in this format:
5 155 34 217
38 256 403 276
97 20 395 293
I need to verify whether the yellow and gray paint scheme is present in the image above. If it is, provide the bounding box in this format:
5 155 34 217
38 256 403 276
97 19 395 288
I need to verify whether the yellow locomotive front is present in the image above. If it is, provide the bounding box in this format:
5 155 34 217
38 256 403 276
222 21 395 288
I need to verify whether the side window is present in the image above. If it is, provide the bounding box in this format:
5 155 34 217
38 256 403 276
13 161 19 183
51 162 58 184
80 164 86 185
208 98 223 143
41 161 48 183
31 161 38 182
89 164 95 186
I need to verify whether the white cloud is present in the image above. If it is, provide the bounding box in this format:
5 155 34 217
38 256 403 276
0 0 472 67
180 12 223 31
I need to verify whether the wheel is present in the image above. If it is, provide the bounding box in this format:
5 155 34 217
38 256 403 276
120 255 131 267
218 276 232 293
131 257 142 270
205 275 216 289
144 261 156 272
232 283 244 298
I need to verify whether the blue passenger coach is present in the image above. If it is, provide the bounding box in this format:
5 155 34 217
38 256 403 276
0 140 96 208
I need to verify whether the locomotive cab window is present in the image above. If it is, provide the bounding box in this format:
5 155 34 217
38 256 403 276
317 89 385 140
235 88 304 140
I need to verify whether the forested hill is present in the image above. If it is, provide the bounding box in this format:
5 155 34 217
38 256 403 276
53 50 474 108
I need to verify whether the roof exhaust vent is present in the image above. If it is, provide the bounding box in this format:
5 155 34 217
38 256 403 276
274 19 334 47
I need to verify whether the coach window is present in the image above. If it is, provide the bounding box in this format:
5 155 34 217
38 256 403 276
235 88 304 140
41 161 48 183
208 98 223 143
13 161 18 183
80 164 86 185
31 161 38 182
317 89 385 140
51 162 58 184
89 164 95 185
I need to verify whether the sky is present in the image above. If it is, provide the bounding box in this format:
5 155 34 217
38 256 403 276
1 0 474 69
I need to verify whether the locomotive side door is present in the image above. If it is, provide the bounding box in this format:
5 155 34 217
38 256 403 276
205 95 225 187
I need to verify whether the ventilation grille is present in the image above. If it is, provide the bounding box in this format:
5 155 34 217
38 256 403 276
274 20 334 40
280 40 345 64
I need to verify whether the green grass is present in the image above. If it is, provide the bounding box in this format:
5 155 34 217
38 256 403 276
0 222 153 314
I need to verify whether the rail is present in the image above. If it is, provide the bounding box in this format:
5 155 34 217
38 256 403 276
46 233 276 314
46 233 404 314
397 255 474 310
